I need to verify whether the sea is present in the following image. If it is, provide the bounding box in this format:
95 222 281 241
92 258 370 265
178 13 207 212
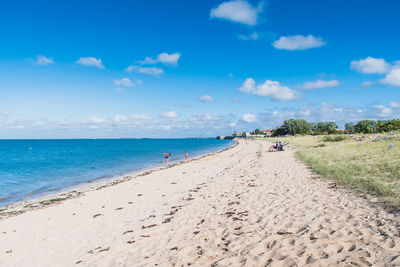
0 138 234 206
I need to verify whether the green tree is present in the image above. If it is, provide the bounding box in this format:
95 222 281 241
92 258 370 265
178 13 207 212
312 122 339 135
345 122 355 134
376 119 400 132
254 129 262 135
273 119 311 136
272 126 287 137
354 120 377 133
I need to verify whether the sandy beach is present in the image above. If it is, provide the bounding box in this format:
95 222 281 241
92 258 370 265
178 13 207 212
0 139 399 266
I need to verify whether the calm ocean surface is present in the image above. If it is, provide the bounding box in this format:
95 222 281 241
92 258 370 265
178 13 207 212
0 138 234 206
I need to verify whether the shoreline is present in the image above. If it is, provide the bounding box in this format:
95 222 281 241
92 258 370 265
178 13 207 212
0 139 237 219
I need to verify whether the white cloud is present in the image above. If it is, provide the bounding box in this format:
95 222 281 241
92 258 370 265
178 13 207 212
137 52 181 66
333 108 343 112
75 57 105 69
361 81 374 87
350 57 390 74
272 110 279 116
239 78 300 101
272 35 325 50
298 108 311 116
137 56 158 65
242 113 256 123
127 53 180 75
136 67 164 76
160 110 178 118
35 55 54 65
112 114 152 125
125 65 135 73
380 68 400 86
157 52 181 66
114 115 128 123
375 105 392 116
131 114 152 120
89 116 106 124
189 114 220 124
302 79 340 90
210 0 263 26
113 78 134 87
238 32 260 40
238 78 256 93
200 94 215 103
256 81 298 100
389 101 400 108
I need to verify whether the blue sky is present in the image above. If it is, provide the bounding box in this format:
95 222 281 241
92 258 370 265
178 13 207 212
0 0 399 138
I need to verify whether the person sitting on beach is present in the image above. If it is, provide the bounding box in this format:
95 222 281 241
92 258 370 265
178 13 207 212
277 141 284 151
162 152 171 164
268 142 280 152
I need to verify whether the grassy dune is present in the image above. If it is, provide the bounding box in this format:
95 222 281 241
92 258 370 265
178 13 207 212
270 134 400 208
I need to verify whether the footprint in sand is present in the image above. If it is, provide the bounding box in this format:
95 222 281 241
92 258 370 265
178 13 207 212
87 246 110 254
122 230 133 235
142 224 157 229
162 217 173 223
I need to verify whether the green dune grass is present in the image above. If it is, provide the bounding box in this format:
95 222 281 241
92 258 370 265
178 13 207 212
269 134 400 208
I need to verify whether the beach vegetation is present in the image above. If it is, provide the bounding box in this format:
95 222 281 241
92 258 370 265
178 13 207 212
322 135 347 142
280 134 400 208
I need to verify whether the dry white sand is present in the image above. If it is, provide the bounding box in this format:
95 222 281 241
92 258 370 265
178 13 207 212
0 140 399 266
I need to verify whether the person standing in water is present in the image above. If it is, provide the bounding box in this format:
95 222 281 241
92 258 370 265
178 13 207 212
162 152 171 164
184 151 188 160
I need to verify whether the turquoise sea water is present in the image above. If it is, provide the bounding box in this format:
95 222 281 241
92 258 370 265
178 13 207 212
0 138 234 206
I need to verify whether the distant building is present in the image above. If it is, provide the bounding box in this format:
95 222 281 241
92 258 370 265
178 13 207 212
263 129 272 137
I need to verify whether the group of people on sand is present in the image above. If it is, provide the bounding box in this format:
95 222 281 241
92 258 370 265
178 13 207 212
162 151 189 164
268 141 285 152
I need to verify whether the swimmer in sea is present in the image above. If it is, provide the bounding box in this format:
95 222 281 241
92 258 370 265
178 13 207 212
162 152 171 164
